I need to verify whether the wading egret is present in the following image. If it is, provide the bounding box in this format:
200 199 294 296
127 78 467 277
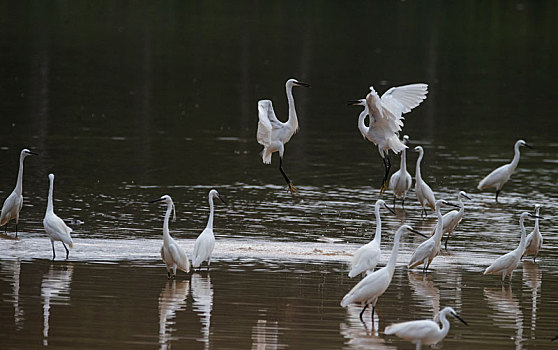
484 212 542 283
414 146 436 217
1 148 38 237
478 139 532 202
150 195 190 278
349 83 428 193
388 135 412 208
523 204 543 262
42 174 73 260
384 306 467 350
341 225 426 327
408 200 460 272
192 189 226 270
348 199 395 278
436 191 471 250
257 78 310 193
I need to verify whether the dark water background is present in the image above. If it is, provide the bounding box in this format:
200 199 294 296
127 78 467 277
1 1 557 349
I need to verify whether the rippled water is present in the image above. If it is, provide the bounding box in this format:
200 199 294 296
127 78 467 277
1 1 558 349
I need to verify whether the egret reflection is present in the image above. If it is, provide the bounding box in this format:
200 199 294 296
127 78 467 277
339 304 395 349
192 273 213 350
41 264 73 346
1 259 24 330
158 280 189 350
251 318 286 350
407 271 440 319
522 261 541 339
484 286 524 349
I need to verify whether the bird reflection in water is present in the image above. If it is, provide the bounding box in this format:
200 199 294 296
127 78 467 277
251 317 287 350
407 271 440 320
192 273 213 350
1 259 24 330
41 263 73 346
339 304 396 349
158 279 189 350
484 285 524 349
522 261 541 340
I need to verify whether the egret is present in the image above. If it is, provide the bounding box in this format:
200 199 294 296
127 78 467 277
408 200 460 272
388 135 412 208
484 212 542 283
1 148 38 237
384 306 467 350
436 191 471 250
523 204 543 262
478 139 532 202
42 174 73 260
349 83 428 193
414 146 436 217
257 78 310 193
150 195 190 278
192 189 226 270
348 199 395 278
341 224 426 327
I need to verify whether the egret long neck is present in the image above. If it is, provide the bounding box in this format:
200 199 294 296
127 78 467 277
433 204 444 241
15 154 25 195
510 143 522 170
438 311 451 339
534 208 540 232
517 216 527 252
163 203 172 242
400 147 407 172
46 177 54 213
286 84 299 132
358 108 369 137
457 195 465 217
206 196 215 230
372 204 382 244
386 230 403 274
415 151 424 181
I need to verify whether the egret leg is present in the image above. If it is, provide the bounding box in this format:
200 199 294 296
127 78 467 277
359 304 368 324
444 233 450 251
533 255 536 263
380 156 391 194
167 271 172 279
279 156 297 193
495 190 500 203
15 224 18 238
402 197 406 209
207 259 211 271
51 242 56 260
501 272 506 283
370 306 375 327
393 195 396 209
62 243 69 259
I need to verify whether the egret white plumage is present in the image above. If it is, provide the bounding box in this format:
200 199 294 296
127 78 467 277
484 212 542 283
436 191 471 250
388 135 412 208
1 148 38 238
414 146 436 217
408 200 460 272
192 189 226 270
42 174 73 260
384 306 467 350
349 83 428 193
348 199 395 278
341 224 426 327
257 78 310 193
478 139 532 202
523 204 543 262
150 195 190 278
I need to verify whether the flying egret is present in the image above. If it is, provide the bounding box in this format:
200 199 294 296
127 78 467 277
414 146 436 217
192 189 226 270
484 212 542 283
384 306 467 350
523 204 543 262
349 83 428 193
408 200 460 272
341 224 426 327
388 135 412 208
478 139 532 202
150 195 190 278
1 148 38 238
435 191 471 250
348 199 395 278
257 78 310 193
42 174 73 260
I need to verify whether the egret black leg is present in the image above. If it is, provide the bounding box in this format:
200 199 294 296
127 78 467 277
359 303 368 323
402 198 405 209
371 306 375 326
444 234 450 250
393 195 396 209
167 271 171 279
279 157 297 193
495 190 500 203
62 243 69 259
380 156 391 193
51 242 56 260
15 224 18 238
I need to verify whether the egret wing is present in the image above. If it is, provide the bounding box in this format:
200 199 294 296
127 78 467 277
167 241 190 273
385 319 438 340
43 213 73 246
257 100 282 147
381 83 429 114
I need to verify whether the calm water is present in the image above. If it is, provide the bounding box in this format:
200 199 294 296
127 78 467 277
1 1 558 349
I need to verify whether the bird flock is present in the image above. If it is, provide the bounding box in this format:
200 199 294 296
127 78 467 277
1 78 547 348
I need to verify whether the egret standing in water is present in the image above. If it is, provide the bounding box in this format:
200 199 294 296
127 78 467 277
384 306 468 350
484 212 542 283
388 135 412 208
192 189 226 270
150 195 190 278
349 83 428 193
43 174 73 260
414 146 436 217
524 204 543 262
478 139 532 202
437 191 471 250
348 199 395 278
1 148 38 237
341 225 426 327
257 78 310 193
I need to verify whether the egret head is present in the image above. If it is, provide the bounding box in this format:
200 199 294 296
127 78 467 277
459 191 471 200
21 148 39 158
403 135 410 145
400 224 427 238
347 99 366 106
440 199 460 208
516 139 533 149
48 173 54 182
287 78 310 88
414 145 423 153
149 195 175 220
209 189 226 204
443 307 468 325
375 199 395 214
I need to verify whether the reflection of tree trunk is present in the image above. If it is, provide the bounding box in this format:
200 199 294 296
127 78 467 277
136 20 153 179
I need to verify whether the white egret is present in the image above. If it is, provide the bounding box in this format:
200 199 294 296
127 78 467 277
414 146 436 217
348 199 395 278
408 200 460 272
43 174 73 260
257 78 310 193
436 191 471 250
484 212 542 283
523 204 543 262
349 83 428 193
1 148 38 237
388 135 412 208
478 139 532 202
341 225 426 327
384 306 467 350
150 195 190 278
192 189 226 270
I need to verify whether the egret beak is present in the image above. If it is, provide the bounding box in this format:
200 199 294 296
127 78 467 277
408 228 428 238
27 151 39 156
295 81 310 88
383 203 396 215
443 201 460 208
149 198 164 203
524 143 534 149
451 312 468 326
347 100 362 106
528 214 544 220
462 193 472 200
218 195 226 205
